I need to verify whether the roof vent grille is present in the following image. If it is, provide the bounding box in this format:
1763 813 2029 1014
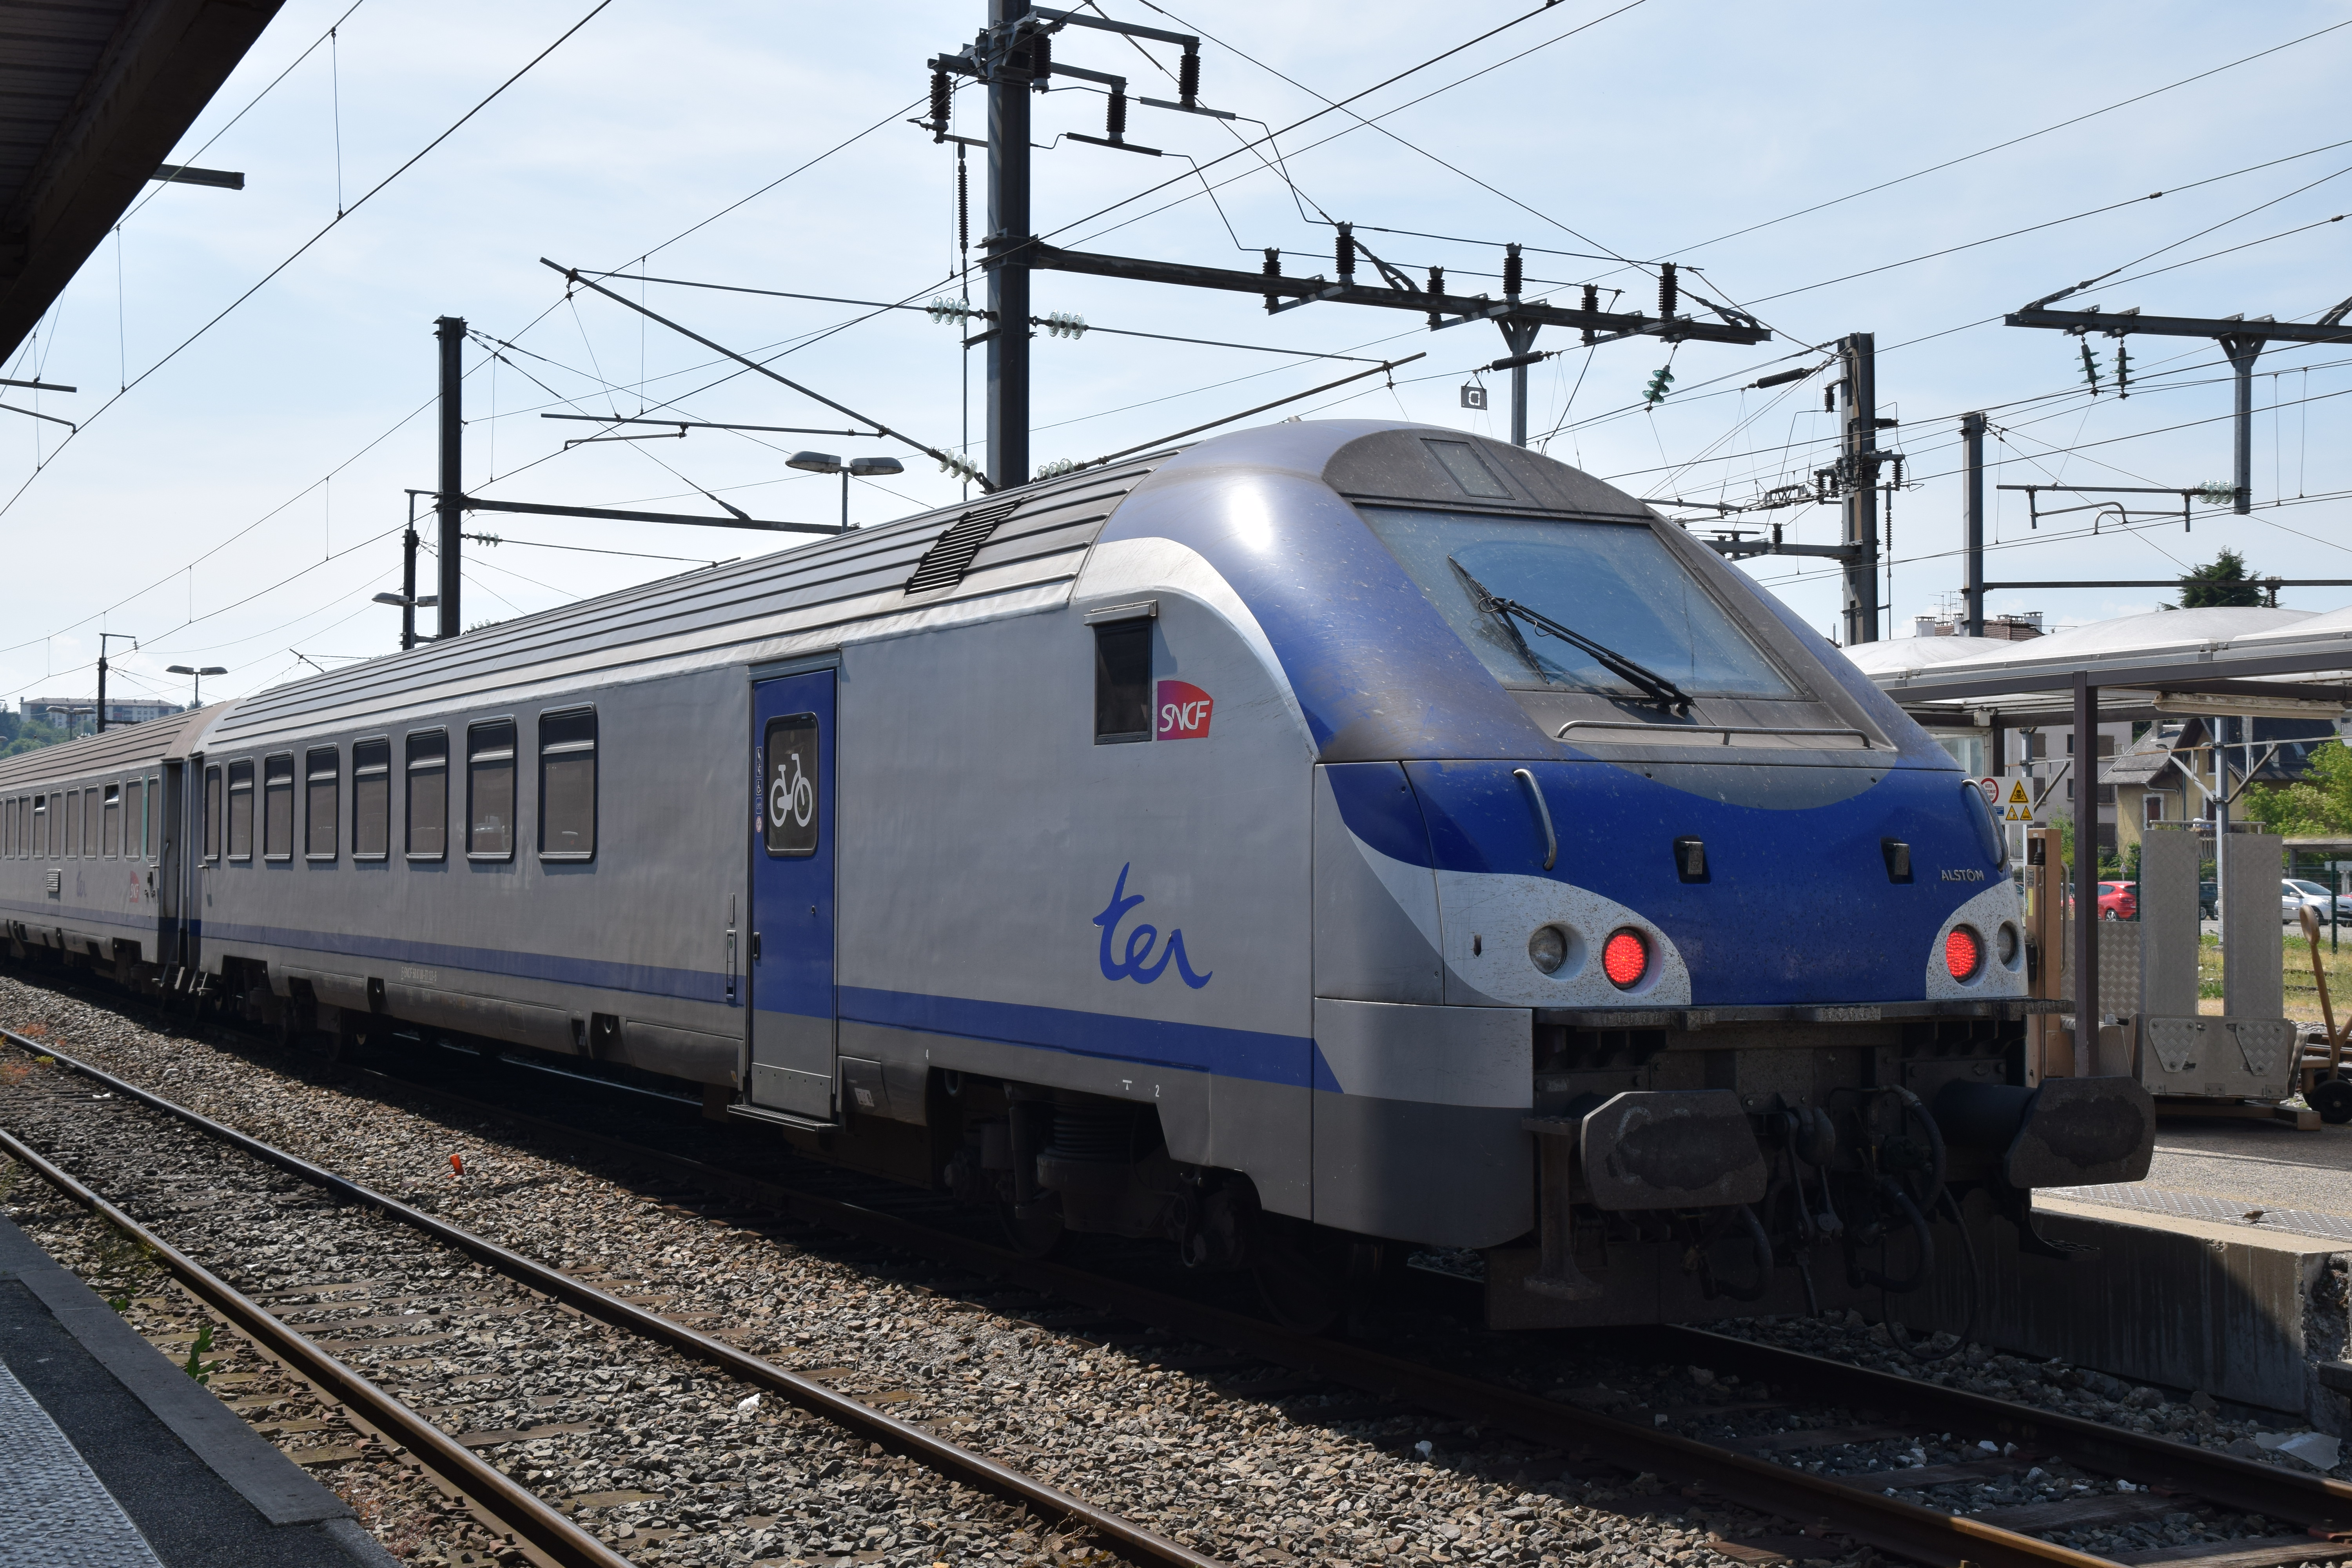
904 502 1018 594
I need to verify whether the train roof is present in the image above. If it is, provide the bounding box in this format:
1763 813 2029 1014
115 417 1915 766
197 451 1181 751
0 703 224 791
192 417 1659 753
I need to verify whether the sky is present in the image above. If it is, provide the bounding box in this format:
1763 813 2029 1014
5 0 2351 713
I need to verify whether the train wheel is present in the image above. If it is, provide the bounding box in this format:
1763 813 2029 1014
998 1195 1067 1259
1251 1215 1381 1336
2313 1077 2352 1125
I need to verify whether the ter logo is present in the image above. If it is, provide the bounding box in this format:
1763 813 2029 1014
1155 680 1212 740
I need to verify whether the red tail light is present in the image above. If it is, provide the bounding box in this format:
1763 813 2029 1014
1602 928 1649 989
1945 926 1982 981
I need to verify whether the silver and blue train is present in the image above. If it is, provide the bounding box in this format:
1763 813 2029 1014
0 421 2153 1328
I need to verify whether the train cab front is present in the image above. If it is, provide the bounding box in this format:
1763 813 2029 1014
1279 428 2156 1329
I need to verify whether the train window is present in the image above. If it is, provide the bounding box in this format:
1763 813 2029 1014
1361 507 1801 700
1093 621 1153 743
102 783 121 857
762 715 819 857
83 788 96 857
32 796 45 858
126 778 143 860
537 708 596 860
467 720 517 860
146 775 158 860
68 789 82 857
227 762 254 861
406 731 447 859
263 754 295 860
305 746 339 860
203 768 222 862
353 740 391 860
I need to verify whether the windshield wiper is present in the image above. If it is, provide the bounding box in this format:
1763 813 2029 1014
1451 559 1693 715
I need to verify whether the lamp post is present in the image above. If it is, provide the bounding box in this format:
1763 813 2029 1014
788 452 904 529
372 590 440 651
165 664 228 708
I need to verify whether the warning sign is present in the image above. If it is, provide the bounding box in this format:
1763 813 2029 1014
2005 804 2033 822
2006 780 2030 805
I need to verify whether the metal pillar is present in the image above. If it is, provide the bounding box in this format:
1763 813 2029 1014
95 652 108 733
2073 673 2100 1074
984 0 1033 491
2221 334 2260 515
1840 333 1882 644
1961 411 1986 637
400 525 420 652
435 316 465 639
1499 318 1540 447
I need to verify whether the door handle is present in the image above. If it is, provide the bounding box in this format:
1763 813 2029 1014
750 932 762 960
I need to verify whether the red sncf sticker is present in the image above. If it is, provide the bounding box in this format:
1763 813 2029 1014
1156 680 1213 739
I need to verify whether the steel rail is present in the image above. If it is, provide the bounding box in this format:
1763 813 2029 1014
0 1031 1223 1568
299 1063 2153 1568
18 993 2348 1568
0 1121 631 1568
1650 1326 2352 1535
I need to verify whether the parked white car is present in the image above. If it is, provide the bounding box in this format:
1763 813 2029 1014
2282 878 2352 923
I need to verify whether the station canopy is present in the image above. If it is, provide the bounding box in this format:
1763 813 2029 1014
0 0 284 360
1843 605 2352 728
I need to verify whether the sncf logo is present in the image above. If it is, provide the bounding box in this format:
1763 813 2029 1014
1156 679 1212 740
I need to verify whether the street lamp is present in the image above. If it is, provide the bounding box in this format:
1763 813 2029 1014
788 452 904 529
165 664 229 707
373 590 439 653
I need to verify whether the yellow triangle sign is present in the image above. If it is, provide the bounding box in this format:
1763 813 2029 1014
2006 780 2030 805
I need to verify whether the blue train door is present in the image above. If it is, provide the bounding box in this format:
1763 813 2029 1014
749 671 837 1118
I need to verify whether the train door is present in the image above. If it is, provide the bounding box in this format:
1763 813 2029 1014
748 671 837 1118
158 763 185 966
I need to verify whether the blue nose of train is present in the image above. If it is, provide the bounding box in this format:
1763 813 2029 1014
1399 759 2003 1005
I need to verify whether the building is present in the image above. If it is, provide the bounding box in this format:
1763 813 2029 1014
1908 610 2045 642
20 697 185 733
2103 716 2339 858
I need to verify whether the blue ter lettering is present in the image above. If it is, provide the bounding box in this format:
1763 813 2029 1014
1092 864 1213 990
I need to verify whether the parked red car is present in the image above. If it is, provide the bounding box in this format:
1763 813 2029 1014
2097 880 2138 920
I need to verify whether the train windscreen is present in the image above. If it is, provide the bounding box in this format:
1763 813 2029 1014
1362 508 1797 699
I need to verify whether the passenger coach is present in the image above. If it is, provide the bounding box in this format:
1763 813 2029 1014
0 421 2154 1330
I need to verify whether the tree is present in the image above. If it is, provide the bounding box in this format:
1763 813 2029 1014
2177 548 2265 608
2242 739 2352 837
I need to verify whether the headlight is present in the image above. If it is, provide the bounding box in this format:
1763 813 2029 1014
1996 922 2020 966
1945 925 1984 981
1528 925 1568 975
1602 928 1649 989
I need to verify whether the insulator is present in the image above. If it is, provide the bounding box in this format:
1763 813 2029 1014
1426 265 1444 325
1581 283 1598 312
1262 247 1280 314
1029 31 1050 87
956 150 969 255
1659 261 1678 319
1336 224 1355 282
929 70 951 136
1106 89 1127 139
1178 50 1200 104
1503 243 1522 299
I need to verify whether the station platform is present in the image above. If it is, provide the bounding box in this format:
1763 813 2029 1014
1892 1112 2352 1436
0 1213 394 1568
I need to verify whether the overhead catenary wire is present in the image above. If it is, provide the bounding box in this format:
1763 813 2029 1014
0 0 618 523
1672 16 2352 257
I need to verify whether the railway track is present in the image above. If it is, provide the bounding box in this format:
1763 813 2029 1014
6 977 2352 1568
0 1025 1215 1568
